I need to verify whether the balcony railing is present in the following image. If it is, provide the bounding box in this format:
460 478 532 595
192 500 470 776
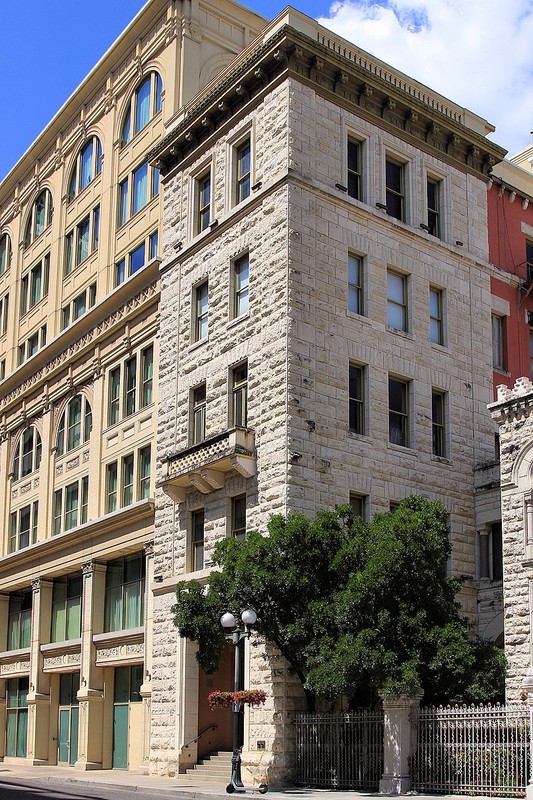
161 428 256 503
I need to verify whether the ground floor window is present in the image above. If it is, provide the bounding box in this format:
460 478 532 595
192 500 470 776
6 677 29 757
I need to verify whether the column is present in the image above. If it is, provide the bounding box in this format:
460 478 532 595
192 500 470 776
0 595 7 761
139 540 154 772
379 692 423 795
75 560 106 770
525 493 533 560
26 577 53 765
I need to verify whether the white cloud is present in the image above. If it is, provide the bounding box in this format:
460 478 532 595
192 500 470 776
316 0 533 158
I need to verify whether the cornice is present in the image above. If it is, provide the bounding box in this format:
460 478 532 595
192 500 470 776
489 377 533 425
150 24 506 179
0 259 160 419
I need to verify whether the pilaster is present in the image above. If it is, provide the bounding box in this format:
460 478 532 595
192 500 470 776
75 559 106 770
139 540 154 772
379 692 423 795
26 577 53 765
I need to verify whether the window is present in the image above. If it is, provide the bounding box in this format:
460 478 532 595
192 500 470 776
0 360 5 381
64 207 99 274
0 292 9 335
12 427 42 480
192 510 205 571
6 677 28 757
526 240 533 282
118 161 159 226
387 271 408 331
104 554 145 632
196 171 211 233
348 254 363 315
56 395 92 456
0 232 11 274
106 447 151 512
233 253 249 318
429 287 444 345
491 521 503 581
349 493 367 520
427 178 441 237
9 502 38 552
389 377 409 447
232 363 248 427
20 255 49 314
68 136 102 200
106 345 154 425
349 364 365 435
51 574 82 642
8 590 32 650
114 231 158 286
62 283 97 329
432 390 446 458
139 446 151 500
54 477 89 533
492 314 506 371
193 281 208 342
24 189 53 247
17 325 47 365
385 159 404 221
121 72 163 146
192 384 207 444
231 495 246 540
347 138 361 200
115 665 143 706
235 139 251 203
530 329 533 381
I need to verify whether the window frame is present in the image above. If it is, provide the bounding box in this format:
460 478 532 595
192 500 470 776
426 177 441 238
347 138 362 200
9 501 38 553
431 389 447 458
53 476 89 534
0 232 12 275
24 189 53 248
104 553 146 633
191 509 205 571
192 280 209 343
388 376 410 448
12 427 42 481
192 383 207 445
196 170 212 234
117 161 159 227
348 253 363 315
68 136 103 201
349 363 365 435
231 362 248 428
20 254 50 315
235 138 251 205
105 446 151 512
121 72 163 147
429 286 444 346
385 158 405 221
7 590 32 651
387 270 408 332
51 574 82 642
232 253 250 319
231 495 246 540
491 313 506 371
56 395 92 457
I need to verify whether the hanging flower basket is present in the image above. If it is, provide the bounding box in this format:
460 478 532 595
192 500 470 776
208 689 266 710
208 690 233 710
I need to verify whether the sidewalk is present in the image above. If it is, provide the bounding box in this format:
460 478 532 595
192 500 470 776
0 763 515 800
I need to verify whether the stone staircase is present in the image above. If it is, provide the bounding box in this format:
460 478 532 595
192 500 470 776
185 751 233 784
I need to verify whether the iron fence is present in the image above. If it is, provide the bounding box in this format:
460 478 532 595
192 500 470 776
294 710 384 790
411 704 530 797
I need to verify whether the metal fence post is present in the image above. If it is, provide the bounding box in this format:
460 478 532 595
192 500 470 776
522 669 533 800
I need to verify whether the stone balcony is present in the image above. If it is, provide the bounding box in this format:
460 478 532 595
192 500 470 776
160 428 256 503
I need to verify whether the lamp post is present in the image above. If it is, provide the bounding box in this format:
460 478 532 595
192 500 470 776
221 609 266 794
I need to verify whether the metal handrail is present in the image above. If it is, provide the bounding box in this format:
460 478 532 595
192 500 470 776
181 723 218 750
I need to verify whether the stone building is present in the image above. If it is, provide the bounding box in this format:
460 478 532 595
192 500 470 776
149 7 507 783
0 0 263 772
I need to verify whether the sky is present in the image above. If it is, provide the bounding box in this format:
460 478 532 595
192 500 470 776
1 0 533 184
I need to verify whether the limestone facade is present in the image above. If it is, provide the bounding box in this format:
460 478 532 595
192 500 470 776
0 0 263 773
150 9 507 783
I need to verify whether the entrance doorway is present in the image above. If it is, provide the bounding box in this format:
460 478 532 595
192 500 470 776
112 664 143 769
58 672 79 766
197 641 244 758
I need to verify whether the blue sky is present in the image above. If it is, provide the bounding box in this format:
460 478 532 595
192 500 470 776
1 0 533 184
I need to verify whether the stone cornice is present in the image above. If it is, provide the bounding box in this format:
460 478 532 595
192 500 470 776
150 24 506 178
0 259 160 419
490 377 533 425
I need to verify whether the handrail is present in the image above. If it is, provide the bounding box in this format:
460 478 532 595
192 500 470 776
182 723 218 750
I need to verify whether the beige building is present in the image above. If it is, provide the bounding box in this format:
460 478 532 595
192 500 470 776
0 0 263 772
149 7 507 784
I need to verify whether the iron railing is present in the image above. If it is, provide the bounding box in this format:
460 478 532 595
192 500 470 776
294 710 384 790
411 704 530 797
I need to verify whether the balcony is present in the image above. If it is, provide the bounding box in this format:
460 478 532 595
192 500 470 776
161 428 256 503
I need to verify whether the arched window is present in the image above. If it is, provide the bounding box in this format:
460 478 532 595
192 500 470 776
0 232 11 274
68 136 103 201
24 189 53 247
56 395 92 456
121 72 163 146
12 427 42 480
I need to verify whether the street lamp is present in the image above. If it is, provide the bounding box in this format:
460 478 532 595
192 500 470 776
221 609 267 794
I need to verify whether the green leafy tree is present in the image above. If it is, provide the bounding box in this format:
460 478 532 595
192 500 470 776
173 496 505 709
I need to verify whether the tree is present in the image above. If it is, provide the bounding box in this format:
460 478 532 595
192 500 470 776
172 496 505 709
